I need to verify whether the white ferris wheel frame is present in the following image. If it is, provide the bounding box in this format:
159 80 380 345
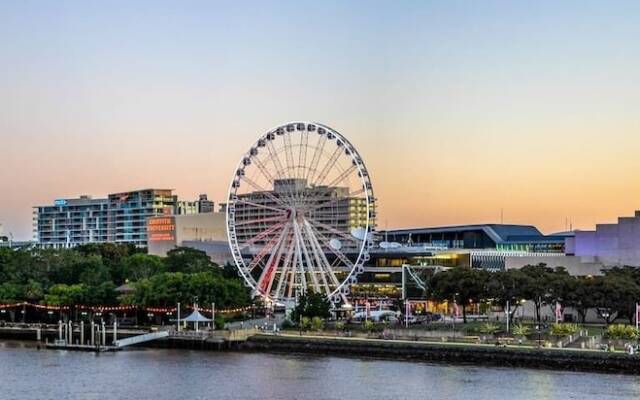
225 121 375 304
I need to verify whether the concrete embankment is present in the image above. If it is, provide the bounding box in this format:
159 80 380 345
242 334 640 375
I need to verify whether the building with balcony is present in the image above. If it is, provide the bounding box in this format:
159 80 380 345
34 196 109 248
107 189 177 247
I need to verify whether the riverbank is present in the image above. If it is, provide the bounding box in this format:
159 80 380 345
4 324 640 375
242 333 640 375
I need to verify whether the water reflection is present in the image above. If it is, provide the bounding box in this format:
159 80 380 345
1 341 639 400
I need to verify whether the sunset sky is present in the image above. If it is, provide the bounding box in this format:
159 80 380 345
2 1 640 240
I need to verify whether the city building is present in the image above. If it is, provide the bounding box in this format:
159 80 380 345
507 210 640 276
34 189 182 248
106 189 177 247
34 196 109 248
382 224 566 252
175 194 215 215
233 178 371 248
147 212 230 264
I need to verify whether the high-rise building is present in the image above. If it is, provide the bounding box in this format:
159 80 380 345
233 178 370 247
33 196 109 248
197 194 214 213
175 194 215 215
107 189 177 247
34 189 178 248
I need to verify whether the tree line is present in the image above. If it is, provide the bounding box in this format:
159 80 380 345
0 244 251 309
427 264 640 324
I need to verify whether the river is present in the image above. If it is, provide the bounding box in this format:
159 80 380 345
1 340 639 400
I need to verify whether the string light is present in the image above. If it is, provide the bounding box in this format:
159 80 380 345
0 302 253 314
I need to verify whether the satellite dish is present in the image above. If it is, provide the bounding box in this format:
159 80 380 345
350 227 366 241
329 238 342 250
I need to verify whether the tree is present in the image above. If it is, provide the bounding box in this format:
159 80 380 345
44 284 88 306
519 264 554 325
122 253 165 282
291 291 331 322
488 269 528 322
165 247 215 274
429 267 490 323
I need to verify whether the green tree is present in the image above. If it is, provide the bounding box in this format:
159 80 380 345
291 291 331 322
165 247 215 274
519 264 554 325
429 267 490 323
122 253 165 281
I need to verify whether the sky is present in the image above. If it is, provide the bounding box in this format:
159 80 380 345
1 1 640 240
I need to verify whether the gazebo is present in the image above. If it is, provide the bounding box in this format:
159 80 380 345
182 309 212 332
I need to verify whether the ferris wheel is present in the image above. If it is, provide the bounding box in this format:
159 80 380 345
226 122 375 305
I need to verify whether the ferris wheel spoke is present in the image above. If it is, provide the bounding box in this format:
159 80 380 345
300 187 366 213
323 164 358 190
239 176 290 208
251 156 277 187
237 221 287 249
311 144 343 187
255 224 290 296
293 229 308 294
246 227 288 272
293 220 321 293
305 220 342 289
266 138 286 180
302 221 333 296
306 218 361 243
234 214 288 227
273 232 296 301
235 199 287 214
283 131 295 177
298 131 309 181
306 134 328 183
310 225 356 270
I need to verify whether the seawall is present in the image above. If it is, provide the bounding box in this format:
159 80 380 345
242 334 640 375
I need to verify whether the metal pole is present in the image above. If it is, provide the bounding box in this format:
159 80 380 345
214 305 218 331
113 320 117 345
194 301 199 333
101 320 106 346
506 300 510 334
90 321 95 346
58 320 63 341
177 302 181 332
80 321 84 345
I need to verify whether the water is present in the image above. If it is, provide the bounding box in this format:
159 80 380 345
1 340 639 400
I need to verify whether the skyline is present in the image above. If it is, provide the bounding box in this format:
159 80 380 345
2 1 640 240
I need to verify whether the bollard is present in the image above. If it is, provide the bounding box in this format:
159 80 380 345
90 321 95 346
113 320 118 345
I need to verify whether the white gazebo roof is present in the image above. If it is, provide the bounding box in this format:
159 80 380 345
183 310 212 322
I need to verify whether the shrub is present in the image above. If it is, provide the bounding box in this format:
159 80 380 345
606 324 638 340
363 320 374 332
479 323 500 335
300 316 311 331
511 324 531 337
335 321 345 331
280 319 295 330
550 323 579 337
311 316 325 331
214 316 225 330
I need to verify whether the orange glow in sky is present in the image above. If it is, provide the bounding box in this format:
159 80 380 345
1 2 640 239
